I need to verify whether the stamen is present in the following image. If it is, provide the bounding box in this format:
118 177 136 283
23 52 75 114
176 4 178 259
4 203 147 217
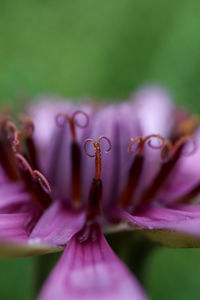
20 116 39 169
172 111 199 141
56 110 89 142
4 121 18 145
32 170 51 194
128 134 165 156
120 135 165 209
56 111 89 208
172 183 200 205
20 115 34 137
161 136 195 161
0 119 21 181
15 153 52 209
138 135 193 207
84 136 112 220
84 136 112 180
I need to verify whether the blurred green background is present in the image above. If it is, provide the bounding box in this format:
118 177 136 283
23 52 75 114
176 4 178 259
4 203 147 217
1 0 200 299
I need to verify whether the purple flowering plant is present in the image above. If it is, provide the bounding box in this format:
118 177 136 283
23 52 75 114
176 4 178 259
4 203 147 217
1 87 200 299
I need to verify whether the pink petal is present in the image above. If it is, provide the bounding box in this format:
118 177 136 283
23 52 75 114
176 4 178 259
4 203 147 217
0 213 30 241
130 87 176 189
85 103 141 209
30 99 94 201
30 201 85 246
39 225 147 300
0 213 59 257
119 205 200 247
132 86 175 138
0 182 31 213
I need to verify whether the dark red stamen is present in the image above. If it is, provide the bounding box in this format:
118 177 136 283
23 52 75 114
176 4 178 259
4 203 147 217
71 141 82 207
56 110 89 142
20 116 39 169
138 136 193 206
16 153 52 209
172 183 200 205
56 111 89 207
171 110 199 142
119 135 165 209
0 120 21 181
84 136 112 220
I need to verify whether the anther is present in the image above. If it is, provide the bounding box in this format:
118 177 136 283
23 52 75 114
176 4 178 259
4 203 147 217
84 136 112 220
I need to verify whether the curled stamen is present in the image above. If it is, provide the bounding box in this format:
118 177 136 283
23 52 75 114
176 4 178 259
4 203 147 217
161 135 196 161
128 137 142 154
56 110 89 141
160 141 173 160
15 153 51 194
84 136 112 157
4 121 20 150
72 111 89 128
32 170 51 194
55 113 68 128
145 134 166 149
83 136 112 180
97 136 112 152
174 135 196 156
128 134 166 156
83 138 96 157
15 153 33 174
20 116 34 138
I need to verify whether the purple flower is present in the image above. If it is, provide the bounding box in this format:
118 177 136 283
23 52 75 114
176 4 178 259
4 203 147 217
0 87 200 299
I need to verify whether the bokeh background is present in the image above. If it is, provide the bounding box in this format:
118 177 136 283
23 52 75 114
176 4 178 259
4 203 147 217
1 0 200 299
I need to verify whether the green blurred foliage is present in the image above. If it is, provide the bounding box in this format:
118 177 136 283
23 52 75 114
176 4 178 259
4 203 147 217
0 0 200 109
1 0 200 299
